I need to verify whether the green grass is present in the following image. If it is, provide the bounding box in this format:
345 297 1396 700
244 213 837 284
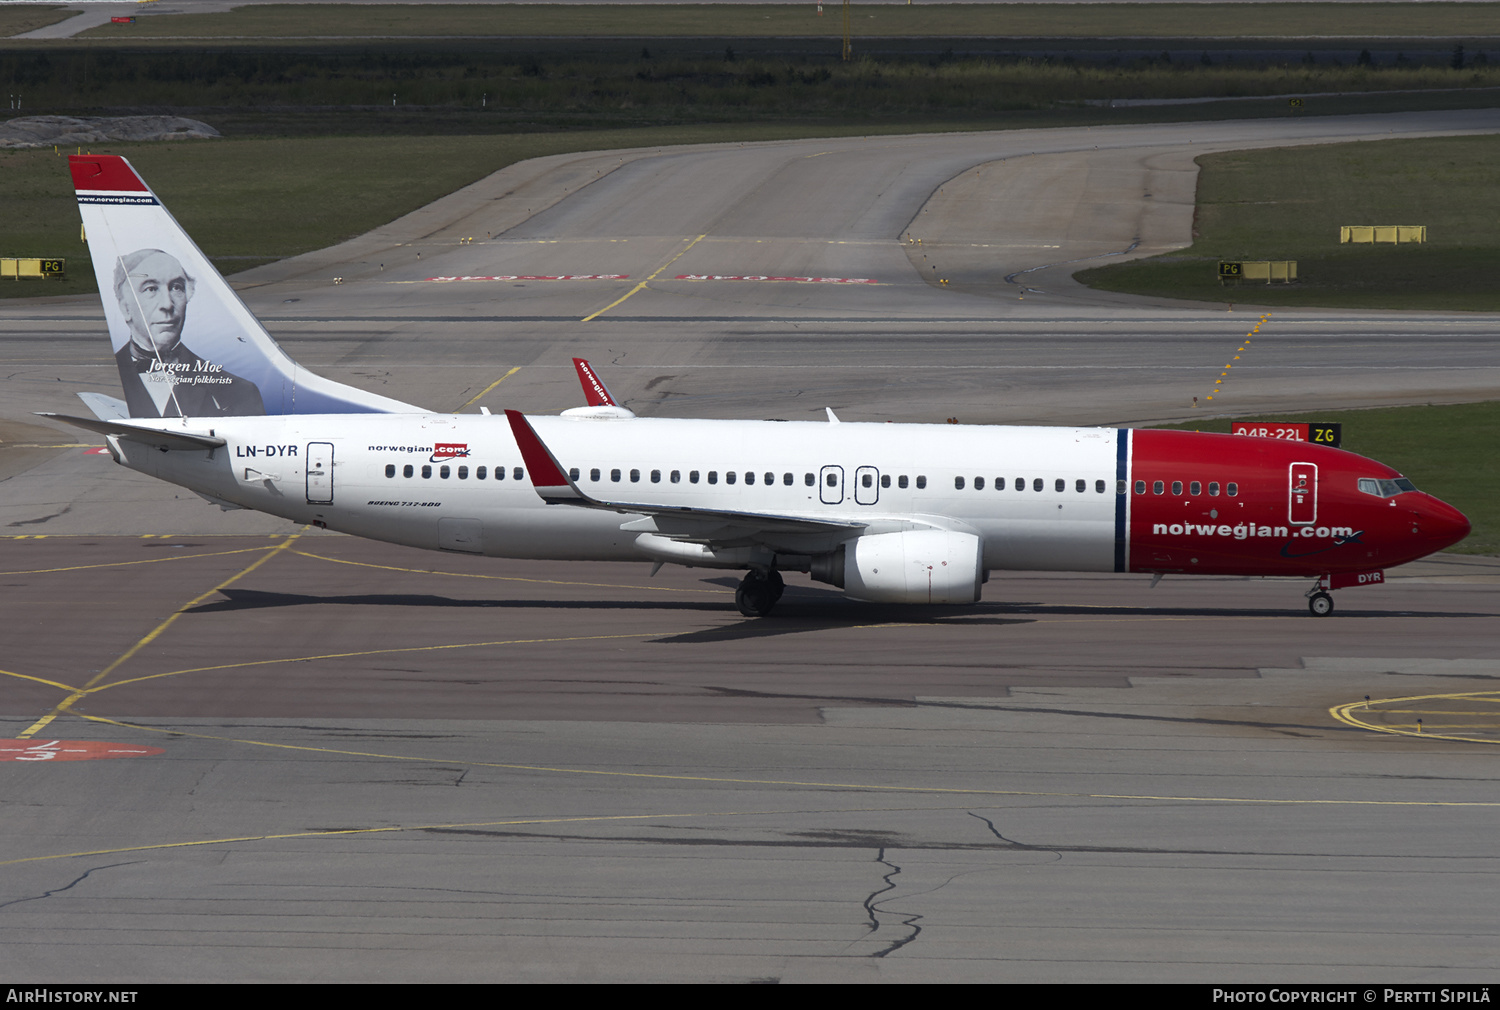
11 47 1500 114
1078 134 1500 310
1155 403 1500 555
68 3 1500 41
0 5 72 37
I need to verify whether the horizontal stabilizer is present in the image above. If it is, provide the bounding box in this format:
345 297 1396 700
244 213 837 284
36 412 226 451
77 391 129 421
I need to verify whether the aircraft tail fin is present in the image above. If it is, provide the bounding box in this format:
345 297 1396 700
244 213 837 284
71 154 422 419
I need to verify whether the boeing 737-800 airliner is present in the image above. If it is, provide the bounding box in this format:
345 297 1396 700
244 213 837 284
43 155 1470 617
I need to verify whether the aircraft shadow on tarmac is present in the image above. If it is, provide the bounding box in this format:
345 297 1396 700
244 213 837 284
188 588 1486 636
189 588 733 614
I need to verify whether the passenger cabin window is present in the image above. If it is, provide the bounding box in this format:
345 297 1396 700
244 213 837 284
1032 478 1043 492
1134 480 1145 494
1076 479 1086 493
568 467 578 481
783 473 793 486
477 466 488 480
611 469 622 482
1097 480 1107 493
954 476 965 490
630 469 640 483
881 475 891 489
974 476 984 490
1209 481 1219 496
1152 480 1164 495
651 470 661 483
744 472 755 485
440 466 450 479
708 471 718 485
385 464 395 478
422 465 432 479
512 467 523 481
590 468 601 482
726 472 737 485
1189 481 1201 495
1055 479 1065 492
767 473 776 486
403 464 414 478
1015 478 1025 492
671 470 681 483
690 470 700 484
916 476 927 489
804 473 815 486
1227 482 1239 496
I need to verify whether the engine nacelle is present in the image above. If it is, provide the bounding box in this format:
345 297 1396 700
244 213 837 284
811 530 983 604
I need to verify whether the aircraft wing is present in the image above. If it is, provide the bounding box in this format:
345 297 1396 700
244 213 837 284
36 412 227 451
504 409 865 541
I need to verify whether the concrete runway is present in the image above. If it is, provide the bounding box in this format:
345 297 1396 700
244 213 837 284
1 110 1498 982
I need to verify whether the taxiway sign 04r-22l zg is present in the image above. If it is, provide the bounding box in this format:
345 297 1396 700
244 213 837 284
44 155 1471 617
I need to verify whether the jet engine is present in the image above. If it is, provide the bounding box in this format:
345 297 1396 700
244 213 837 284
811 530 983 604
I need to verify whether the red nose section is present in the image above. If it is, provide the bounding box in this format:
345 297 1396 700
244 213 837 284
1414 494 1471 555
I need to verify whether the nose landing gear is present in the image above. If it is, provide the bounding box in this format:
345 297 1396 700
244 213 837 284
1307 590 1334 617
735 569 785 617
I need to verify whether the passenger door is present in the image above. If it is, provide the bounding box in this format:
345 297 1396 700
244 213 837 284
1289 462 1317 525
306 442 334 504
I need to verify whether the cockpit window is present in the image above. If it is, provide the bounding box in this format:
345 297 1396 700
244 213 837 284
1359 477 1417 497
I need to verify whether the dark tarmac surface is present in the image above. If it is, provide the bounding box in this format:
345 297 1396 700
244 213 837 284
3 536 1497 727
3 535 1498 982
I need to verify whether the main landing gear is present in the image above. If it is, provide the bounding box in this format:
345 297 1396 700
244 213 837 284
735 569 785 617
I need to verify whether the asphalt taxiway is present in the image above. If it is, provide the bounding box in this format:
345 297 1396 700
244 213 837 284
1 110 1498 982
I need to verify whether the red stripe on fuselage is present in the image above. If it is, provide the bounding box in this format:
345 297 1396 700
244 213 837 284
1127 430 1467 576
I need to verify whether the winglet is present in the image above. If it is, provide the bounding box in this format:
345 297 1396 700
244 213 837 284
572 358 618 407
504 410 584 502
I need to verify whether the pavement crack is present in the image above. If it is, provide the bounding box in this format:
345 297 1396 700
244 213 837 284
7 504 71 527
0 861 139 912
969 810 1063 862
862 846 922 958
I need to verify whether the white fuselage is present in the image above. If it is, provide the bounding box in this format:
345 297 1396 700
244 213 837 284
112 413 1127 573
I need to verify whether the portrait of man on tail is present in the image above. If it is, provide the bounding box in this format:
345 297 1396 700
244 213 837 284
113 247 265 418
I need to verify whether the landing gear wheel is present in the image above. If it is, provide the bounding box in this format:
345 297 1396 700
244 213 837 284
1308 591 1334 617
735 570 782 617
765 569 785 603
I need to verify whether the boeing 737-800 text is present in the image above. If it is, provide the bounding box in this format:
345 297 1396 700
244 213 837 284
43 155 1470 617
